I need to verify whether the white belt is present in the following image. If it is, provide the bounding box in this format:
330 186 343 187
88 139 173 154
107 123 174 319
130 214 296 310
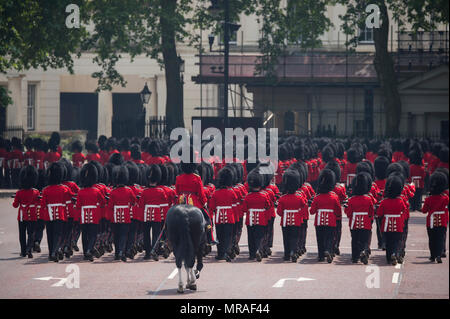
160 203 169 207
114 205 129 223
48 204 66 221
351 212 368 229
430 211 445 229
318 209 333 225
384 214 401 232
216 206 232 224
144 205 160 222
81 205 97 223
248 208 265 226
283 209 299 227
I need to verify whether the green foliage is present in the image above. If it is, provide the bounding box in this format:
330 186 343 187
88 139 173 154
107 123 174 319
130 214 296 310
0 86 13 108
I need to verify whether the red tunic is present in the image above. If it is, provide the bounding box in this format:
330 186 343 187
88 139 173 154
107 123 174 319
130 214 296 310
345 195 375 230
129 185 143 220
86 153 101 162
422 194 449 228
45 151 61 165
410 164 426 189
209 188 238 224
8 149 24 169
145 156 165 165
377 198 407 232
40 184 74 221
107 186 137 223
75 187 106 224
34 151 46 170
241 191 271 226
175 173 207 209
138 186 167 222
277 193 307 227
63 181 80 220
310 192 342 227
99 150 110 165
275 160 291 185
160 185 177 220
0 148 8 168
72 152 86 168
13 189 41 221
23 150 36 167
343 162 358 187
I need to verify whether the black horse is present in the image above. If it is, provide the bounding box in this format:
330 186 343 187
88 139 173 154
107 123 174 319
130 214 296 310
166 204 206 293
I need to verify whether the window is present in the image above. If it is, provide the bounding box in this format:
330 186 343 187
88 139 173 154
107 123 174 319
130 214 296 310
27 84 36 130
358 26 374 44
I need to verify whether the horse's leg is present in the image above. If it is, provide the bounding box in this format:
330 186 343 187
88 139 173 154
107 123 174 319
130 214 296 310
177 266 184 293
186 266 197 291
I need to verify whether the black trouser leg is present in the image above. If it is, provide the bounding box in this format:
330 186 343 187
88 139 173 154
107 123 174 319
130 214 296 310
316 226 324 259
64 218 74 249
289 226 301 256
216 224 224 257
324 226 335 254
236 219 243 245
87 224 99 253
302 221 308 250
25 221 36 253
126 219 137 253
375 217 385 249
150 221 162 250
411 188 423 211
35 220 45 244
333 220 342 253
282 227 290 258
81 225 89 255
72 221 81 247
53 220 64 256
385 232 402 261
254 225 265 254
247 225 255 258
351 230 358 260
143 222 151 254
46 221 54 256
18 221 27 255
268 217 275 248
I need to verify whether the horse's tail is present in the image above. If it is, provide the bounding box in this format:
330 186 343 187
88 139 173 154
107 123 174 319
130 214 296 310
169 206 194 268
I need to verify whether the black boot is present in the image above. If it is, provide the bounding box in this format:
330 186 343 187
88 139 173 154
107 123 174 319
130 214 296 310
205 225 218 246
33 242 41 253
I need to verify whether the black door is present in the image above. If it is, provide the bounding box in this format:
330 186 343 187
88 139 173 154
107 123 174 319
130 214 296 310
112 93 145 138
60 93 98 140
441 120 449 140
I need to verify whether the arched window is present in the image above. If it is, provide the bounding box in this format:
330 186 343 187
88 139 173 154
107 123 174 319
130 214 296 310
284 111 295 132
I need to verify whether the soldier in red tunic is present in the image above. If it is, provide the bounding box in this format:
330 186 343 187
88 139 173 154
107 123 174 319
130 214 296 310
176 162 217 245
8 137 24 189
408 148 426 211
71 140 86 168
139 164 167 260
108 165 137 262
41 162 74 262
13 165 41 258
278 169 307 262
76 163 106 261
422 172 449 263
374 155 390 250
377 175 408 265
23 137 35 167
310 169 342 263
346 173 375 264
343 148 363 192
241 169 271 262
326 160 347 257
85 141 101 163
209 167 238 261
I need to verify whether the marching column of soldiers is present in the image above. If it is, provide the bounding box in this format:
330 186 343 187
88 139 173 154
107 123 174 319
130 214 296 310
3 133 449 265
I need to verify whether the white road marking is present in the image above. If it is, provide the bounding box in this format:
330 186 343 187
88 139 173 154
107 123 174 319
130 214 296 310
392 272 400 284
395 264 402 269
273 277 315 288
34 276 69 287
168 268 178 279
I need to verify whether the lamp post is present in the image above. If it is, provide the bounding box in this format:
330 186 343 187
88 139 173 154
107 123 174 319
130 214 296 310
140 82 152 137
208 0 240 130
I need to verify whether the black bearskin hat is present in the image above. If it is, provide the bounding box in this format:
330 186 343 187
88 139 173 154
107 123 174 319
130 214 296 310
85 141 99 153
46 162 64 185
408 149 423 165
147 164 162 185
112 165 129 186
374 156 390 180
109 153 124 166
98 135 108 151
435 168 449 189
71 140 83 153
439 147 449 164
180 162 198 174
106 137 117 151
386 162 405 179
397 160 410 180
322 144 335 163
347 148 362 164
80 163 98 188
59 158 74 182
158 164 168 186
352 172 371 196
317 169 336 194
11 137 22 151
384 175 403 199
91 161 104 183
429 172 448 196
49 132 61 146
377 148 392 163
356 161 374 180
247 169 263 190
119 138 130 152
24 137 34 150
19 165 38 189
282 168 300 194
218 166 235 188
130 144 141 160
279 144 290 162
125 161 140 186
325 160 341 183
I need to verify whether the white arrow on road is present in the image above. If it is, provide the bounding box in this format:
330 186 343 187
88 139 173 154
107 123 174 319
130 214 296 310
33 276 69 287
272 277 315 288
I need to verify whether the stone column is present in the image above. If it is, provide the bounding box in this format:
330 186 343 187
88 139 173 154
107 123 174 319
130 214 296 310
6 75 25 128
98 90 113 137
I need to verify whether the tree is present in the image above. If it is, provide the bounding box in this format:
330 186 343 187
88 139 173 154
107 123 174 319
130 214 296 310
336 0 449 137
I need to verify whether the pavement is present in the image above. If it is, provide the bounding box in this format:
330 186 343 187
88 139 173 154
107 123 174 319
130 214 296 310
0 197 448 299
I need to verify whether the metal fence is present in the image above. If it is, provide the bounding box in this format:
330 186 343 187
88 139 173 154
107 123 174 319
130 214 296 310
145 116 168 139
1 126 24 140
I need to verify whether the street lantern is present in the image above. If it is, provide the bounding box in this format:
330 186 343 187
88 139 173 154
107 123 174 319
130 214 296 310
178 55 185 74
208 34 215 51
140 82 152 105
